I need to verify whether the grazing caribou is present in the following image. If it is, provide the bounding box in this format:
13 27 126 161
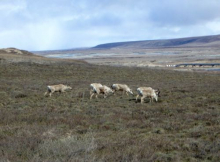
111 84 133 96
44 84 72 97
90 83 113 99
136 87 160 104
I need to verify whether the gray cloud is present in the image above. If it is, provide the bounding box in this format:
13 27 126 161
0 0 220 50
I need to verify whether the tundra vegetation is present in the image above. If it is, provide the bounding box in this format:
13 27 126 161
0 55 220 162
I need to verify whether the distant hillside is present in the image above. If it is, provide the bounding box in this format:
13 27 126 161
93 34 220 49
0 47 88 64
0 48 34 56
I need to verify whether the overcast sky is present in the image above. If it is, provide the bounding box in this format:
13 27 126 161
1 0 220 51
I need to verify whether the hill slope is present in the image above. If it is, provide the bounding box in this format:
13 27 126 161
93 34 220 49
0 47 87 64
0 48 34 56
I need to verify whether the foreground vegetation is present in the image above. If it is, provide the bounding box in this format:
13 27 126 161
0 59 220 162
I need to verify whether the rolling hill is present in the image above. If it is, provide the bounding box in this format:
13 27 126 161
0 47 87 64
93 34 220 49
32 34 220 68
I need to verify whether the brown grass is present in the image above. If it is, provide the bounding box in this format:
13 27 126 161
0 56 220 161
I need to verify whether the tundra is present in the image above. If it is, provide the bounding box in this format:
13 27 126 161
137 87 160 104
111 84 133 95
90 83 113 99
44 84 72 97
